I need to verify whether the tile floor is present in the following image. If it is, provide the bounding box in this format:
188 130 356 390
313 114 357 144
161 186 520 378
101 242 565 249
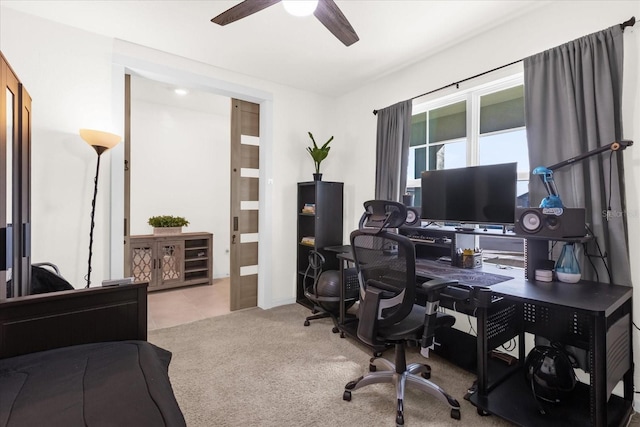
147 277 231 330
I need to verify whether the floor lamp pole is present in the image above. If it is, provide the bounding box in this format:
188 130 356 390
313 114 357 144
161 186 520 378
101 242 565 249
79 129 121 288
86 147 105 288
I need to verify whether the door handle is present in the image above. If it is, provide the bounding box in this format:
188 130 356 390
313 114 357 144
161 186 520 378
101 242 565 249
233 216 238 231
232 235 236 244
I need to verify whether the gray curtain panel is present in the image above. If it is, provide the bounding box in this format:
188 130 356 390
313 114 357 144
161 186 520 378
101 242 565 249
375 100 412 201
524 25 631 285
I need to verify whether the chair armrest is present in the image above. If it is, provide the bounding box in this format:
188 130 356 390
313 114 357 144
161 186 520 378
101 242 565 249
357 286 383 347
420 278 459 294
419 278 457 350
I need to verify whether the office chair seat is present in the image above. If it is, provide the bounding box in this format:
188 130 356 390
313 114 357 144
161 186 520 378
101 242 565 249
379 307 455 342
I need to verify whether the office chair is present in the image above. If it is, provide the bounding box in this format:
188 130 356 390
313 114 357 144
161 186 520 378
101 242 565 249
6 262 74 298
303 250 358 332
343 200 461 425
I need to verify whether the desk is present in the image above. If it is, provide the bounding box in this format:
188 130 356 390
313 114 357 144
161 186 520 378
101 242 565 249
328 244 633 426
323 246 362 341
470 279 633 427
325 245 509 354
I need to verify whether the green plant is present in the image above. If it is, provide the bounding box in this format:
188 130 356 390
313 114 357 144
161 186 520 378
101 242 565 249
148 215 189 228
306 132 334 174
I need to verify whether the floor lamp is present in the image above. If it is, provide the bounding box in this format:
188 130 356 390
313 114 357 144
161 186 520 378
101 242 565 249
80 129 121 288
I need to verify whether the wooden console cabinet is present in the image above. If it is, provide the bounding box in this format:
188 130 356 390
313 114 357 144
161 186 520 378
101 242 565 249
129 232 213 292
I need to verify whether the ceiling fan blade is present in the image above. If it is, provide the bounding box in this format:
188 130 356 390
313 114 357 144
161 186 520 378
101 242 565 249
313 0 359 46
212 0 282 26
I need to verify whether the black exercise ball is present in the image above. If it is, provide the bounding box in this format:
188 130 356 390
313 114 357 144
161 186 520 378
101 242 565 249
317 270 341 297
313 269 358 313
524 345 576 404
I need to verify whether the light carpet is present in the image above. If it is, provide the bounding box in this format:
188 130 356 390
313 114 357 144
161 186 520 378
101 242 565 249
148 303 520 426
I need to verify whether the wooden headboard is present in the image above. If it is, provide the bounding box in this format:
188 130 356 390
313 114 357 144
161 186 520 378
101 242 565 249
0 283 148 359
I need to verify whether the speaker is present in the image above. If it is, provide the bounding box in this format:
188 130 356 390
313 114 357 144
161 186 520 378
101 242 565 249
514 208 586 238
405 207 421 226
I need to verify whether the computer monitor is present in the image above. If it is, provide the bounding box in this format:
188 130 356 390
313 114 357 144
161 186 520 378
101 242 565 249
420 162 517 225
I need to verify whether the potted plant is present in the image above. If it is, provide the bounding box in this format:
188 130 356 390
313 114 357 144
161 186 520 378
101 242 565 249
306 132 334 181
148 215 190 235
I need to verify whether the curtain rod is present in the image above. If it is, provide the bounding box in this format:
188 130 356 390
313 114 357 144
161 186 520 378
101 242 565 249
373 16 636 115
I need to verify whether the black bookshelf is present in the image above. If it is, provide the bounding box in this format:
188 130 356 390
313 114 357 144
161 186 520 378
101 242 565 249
296 181 344 308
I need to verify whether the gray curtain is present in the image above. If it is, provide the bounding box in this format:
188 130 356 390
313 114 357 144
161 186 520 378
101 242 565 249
524 25 631 285
375 100 412 201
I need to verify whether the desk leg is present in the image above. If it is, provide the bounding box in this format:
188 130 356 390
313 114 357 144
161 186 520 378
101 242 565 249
338 258 346 331
592 315 606 426
476 303 488 397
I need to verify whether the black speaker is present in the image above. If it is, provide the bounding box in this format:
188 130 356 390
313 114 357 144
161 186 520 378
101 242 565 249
514 208 586 238
405 207 421 226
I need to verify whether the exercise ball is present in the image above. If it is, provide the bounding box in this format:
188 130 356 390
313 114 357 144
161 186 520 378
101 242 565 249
314 270 341 312
524 345 576 404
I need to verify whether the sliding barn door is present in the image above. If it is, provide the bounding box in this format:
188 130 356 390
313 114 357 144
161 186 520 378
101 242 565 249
229 99 259 310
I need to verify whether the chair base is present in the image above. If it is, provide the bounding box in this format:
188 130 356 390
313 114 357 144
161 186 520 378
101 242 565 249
303 309 340 333
343 343 461 426
303 306 357 335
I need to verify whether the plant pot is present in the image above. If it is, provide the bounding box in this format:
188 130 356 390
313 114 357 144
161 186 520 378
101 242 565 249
313 173 323 181
153 226 182 235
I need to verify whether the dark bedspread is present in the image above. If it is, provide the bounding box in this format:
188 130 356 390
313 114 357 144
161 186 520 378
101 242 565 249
0 340 186 427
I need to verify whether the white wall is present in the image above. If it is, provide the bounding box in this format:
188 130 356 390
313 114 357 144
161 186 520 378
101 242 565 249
1 8 119 287
130 77 231 278
0 6 335 307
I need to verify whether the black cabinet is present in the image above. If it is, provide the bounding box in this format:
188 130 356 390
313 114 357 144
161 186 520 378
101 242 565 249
296 181 343 308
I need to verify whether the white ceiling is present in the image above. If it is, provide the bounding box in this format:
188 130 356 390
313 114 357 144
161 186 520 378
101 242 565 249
2 0 546 97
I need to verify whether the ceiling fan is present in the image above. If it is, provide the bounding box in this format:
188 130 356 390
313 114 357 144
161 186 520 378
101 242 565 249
211 0 359 46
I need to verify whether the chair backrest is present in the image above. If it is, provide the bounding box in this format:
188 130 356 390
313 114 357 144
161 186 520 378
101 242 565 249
350 200 416 344
351 230 416 329
358 200 407 232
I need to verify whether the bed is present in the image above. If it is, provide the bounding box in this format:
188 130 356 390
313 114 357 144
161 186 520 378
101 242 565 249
0 283 186 426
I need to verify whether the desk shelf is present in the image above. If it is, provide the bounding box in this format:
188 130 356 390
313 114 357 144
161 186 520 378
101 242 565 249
469 367 632 426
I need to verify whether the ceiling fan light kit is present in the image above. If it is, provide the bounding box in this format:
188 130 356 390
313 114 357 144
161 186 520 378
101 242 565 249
282 0 318 17
211 0 359 46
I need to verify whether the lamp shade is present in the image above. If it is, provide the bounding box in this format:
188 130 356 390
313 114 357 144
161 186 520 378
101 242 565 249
79 129 121 151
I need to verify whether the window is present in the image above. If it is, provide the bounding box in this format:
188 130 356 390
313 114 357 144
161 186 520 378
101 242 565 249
407 75 529 210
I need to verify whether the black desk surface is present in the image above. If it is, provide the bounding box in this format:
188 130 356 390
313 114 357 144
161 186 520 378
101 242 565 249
491 278 632 316
325 244 632 315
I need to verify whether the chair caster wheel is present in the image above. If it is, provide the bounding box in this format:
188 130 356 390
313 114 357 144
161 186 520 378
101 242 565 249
304 320 310 326
332 326 339 333
421 371 430 379
396 412 404 426
451 408 461 420
340 331 345 338
343 390 351 401
369 364 377 372
345 377 361 390
477 408 490 416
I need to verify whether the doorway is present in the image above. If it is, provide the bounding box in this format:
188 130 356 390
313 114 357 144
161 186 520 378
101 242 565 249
113 60 274 312
125 74 232 309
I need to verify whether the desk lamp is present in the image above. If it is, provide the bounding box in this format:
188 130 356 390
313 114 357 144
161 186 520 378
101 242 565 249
80 129 121 288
